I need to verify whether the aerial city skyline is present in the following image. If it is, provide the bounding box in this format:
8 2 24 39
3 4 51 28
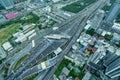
0 0 120 80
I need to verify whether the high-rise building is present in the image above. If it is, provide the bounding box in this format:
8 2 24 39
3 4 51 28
104 0 120 27
90 46 106 64
88 52 120 79
104 54 120 79
0 0 14 9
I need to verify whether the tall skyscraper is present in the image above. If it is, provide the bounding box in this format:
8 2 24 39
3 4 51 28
88 53 120 79
0 0 14 9
103 54 120 79
105 0 120 27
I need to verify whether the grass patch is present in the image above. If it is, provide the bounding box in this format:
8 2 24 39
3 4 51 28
49 19 56 26
4 64 10 78
116 13 120 23
54 58 85 80
86 28 95 36
0 12 39 29
54 58 71 77
102 5 111 11
62 0 97 13
26 15 33 19
38 19 56 30
0 12 39 43
69 64 85 79
69 68 84 79
20 12 39 24
14 54 28 70
24 73 38 80
104 34 113 41
0 23 21 43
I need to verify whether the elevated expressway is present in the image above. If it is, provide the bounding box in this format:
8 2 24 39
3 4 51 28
5 0 108 80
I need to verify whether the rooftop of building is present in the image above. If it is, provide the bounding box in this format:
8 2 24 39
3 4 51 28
115 49 120 56
2 41 13 51
62 67 70 76
5 12 19 19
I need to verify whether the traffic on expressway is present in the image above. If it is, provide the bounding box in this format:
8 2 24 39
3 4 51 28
0 0 119 80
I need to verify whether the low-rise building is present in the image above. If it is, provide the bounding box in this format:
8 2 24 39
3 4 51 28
62 67 70 76
72 45 78 50
54 47 62 55
82 72 91 80
107 46 115 53
58 67 70 80
112 23 120 32
115 49 120 56
5 12 19 19
101 30 107 36
79 33 91 46
22 24 35 33
84 24 91 30
2 42 13 51
42 6 51 13
45 34 70 40
0 46 6 60
112 33 120 42
13 31 27 43
13 24 37 43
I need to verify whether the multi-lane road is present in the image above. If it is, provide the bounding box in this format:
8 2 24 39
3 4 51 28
42 0 109 80
4 0 109 80
16 56 58 80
